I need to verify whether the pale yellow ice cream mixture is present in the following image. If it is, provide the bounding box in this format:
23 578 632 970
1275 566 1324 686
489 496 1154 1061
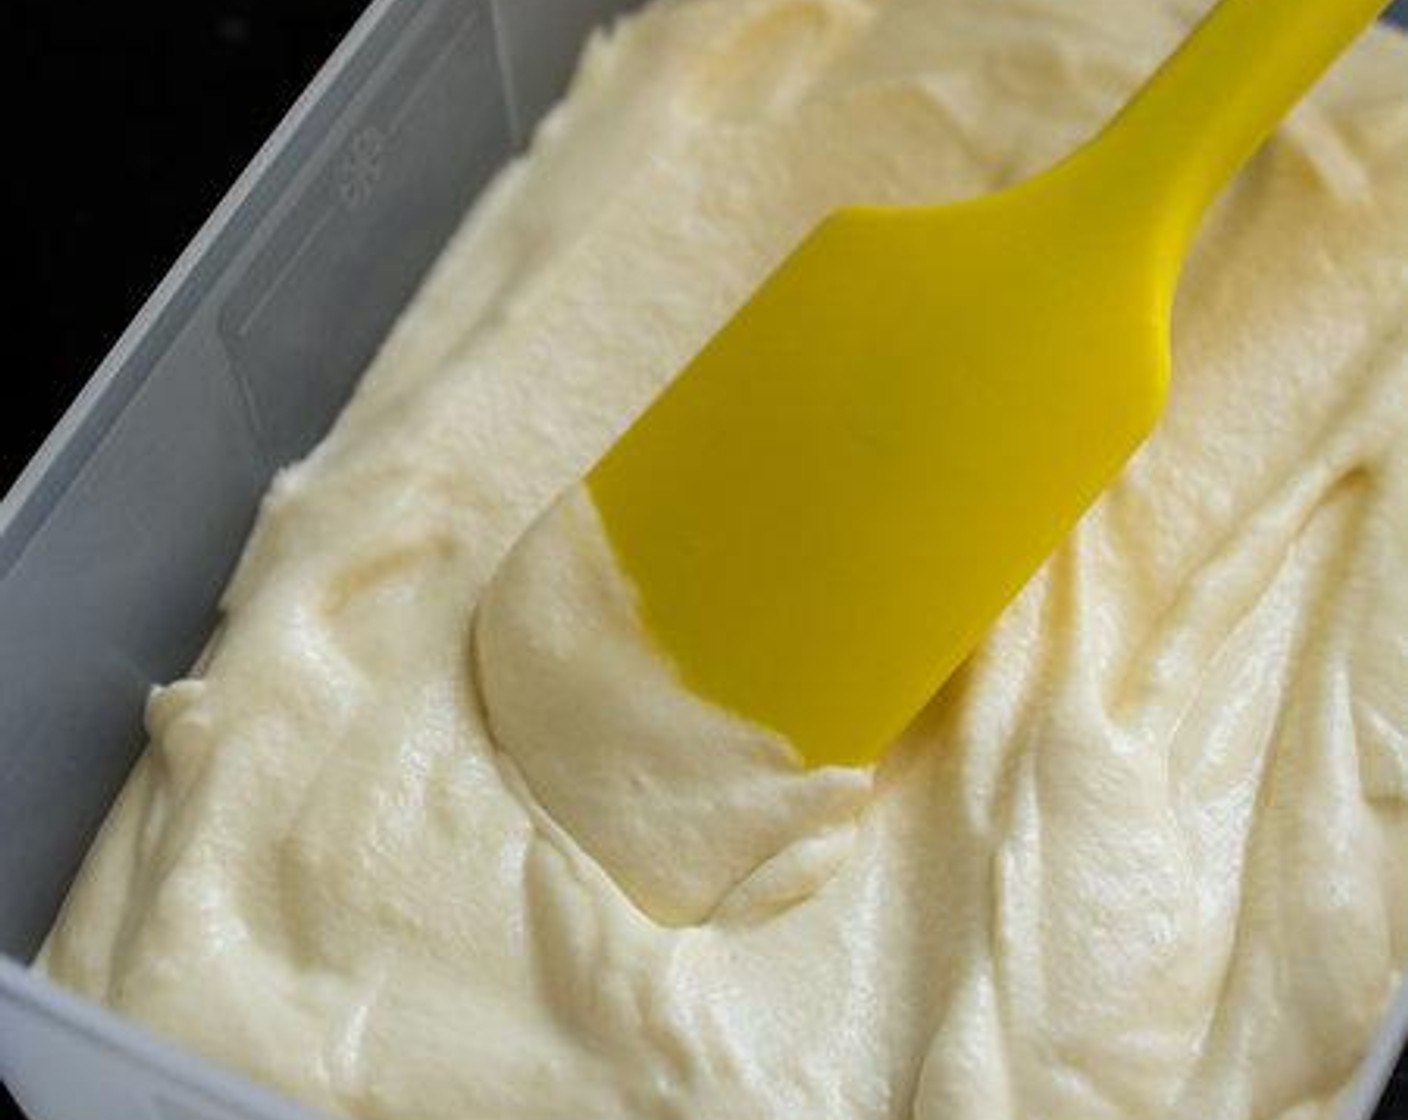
38 0 1408 1117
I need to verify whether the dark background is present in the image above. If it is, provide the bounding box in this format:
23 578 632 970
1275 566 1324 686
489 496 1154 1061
5 1 1408 1118
8 0 366 488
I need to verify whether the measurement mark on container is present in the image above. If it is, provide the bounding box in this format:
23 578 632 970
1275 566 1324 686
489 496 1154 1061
337 125 386 211
387 1 485 136
224 0 490 345
230 206 337 340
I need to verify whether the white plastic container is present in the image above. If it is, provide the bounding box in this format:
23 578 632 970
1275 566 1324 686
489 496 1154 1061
1 1 1405 1118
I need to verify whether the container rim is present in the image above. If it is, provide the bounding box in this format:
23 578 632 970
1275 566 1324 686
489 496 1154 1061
0 0 412 576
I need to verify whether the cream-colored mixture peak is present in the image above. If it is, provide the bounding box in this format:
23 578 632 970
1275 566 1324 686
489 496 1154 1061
475 485 873 927
38 0 1408 1117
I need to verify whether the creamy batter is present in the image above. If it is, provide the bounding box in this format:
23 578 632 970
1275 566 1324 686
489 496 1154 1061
477 486 875 926
38 0 1408 1117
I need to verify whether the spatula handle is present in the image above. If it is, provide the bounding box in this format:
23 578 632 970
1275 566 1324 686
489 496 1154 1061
1089 0 1388 255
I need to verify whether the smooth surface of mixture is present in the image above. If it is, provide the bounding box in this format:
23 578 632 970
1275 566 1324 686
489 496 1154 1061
477 485 876 926
39 0 1408 1117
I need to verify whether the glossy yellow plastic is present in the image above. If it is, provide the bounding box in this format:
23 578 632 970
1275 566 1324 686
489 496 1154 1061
588 0 1390 768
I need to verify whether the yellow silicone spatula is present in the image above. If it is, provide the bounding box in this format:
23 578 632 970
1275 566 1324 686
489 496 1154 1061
490 0 1390 771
